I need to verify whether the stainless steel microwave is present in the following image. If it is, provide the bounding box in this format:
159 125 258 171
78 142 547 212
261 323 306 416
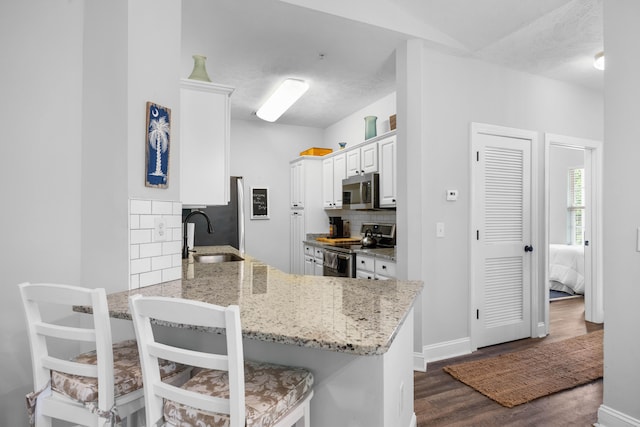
342 172 380 210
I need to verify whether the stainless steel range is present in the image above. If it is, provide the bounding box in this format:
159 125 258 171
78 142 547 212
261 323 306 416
322 222 396 277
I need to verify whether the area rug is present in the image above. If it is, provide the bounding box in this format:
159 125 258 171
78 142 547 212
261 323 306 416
443 330 603 408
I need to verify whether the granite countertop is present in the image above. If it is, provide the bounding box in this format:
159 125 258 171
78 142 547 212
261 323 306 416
78 245 422 356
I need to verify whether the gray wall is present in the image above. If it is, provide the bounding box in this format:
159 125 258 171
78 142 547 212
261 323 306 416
549 146 585 244
601 0 640 422
230 119 325 272
0 1 84 425
417 47 603 348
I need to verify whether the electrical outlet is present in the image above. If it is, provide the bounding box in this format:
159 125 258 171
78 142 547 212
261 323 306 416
154 217 167 242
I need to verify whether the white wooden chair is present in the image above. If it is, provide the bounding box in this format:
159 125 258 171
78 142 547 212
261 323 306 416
129 294 314 427
19 282 190 427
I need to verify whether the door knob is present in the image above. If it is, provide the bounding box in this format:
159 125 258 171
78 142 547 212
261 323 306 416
524 245 534 253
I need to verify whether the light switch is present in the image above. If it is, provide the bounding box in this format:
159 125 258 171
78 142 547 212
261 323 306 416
154 217 167 242
446 189 458 201
436 222 445 238
637 227 640 252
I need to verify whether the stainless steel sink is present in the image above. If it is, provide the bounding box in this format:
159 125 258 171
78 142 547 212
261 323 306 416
193 253 244 263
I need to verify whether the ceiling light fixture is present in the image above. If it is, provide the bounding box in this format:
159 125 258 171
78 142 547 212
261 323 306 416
593 51 605 70
256 78 309 122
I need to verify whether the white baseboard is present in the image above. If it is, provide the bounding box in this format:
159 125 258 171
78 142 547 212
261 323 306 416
596 405 640 427
535 321 547 338
413 351 426 372
408 412 416 427
414 337 472 371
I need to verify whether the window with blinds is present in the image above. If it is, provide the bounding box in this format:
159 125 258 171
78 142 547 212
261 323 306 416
567 168 585 245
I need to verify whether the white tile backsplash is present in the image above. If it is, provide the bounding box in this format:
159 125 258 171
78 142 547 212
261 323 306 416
129 198 183 290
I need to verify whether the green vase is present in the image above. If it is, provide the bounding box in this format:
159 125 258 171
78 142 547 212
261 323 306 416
364 116 377 140
188 54 212 82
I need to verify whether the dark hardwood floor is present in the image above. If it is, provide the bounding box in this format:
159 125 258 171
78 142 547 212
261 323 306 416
414 297 604 426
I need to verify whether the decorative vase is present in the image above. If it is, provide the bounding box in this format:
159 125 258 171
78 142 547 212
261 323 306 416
188 54 212 82
339 142 347 150
364 116 377 140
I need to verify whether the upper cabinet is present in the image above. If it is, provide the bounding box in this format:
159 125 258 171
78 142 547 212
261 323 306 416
290 160 305 208
180 79 234 207
322 152 346 209
378 135 397 208
346 141 378 177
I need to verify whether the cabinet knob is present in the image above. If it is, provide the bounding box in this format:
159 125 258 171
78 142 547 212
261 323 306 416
382 265 387 269
392 199 396 202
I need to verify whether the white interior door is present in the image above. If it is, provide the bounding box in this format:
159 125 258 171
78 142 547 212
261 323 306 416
471 124 536 349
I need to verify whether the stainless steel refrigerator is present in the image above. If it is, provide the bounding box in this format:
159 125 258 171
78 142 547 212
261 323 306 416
182 176 245 253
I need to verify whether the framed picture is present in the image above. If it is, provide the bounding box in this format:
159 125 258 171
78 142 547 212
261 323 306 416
145 102 171 188
251 187 269 219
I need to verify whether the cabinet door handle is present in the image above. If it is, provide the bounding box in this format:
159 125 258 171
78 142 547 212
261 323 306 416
382 265 387 269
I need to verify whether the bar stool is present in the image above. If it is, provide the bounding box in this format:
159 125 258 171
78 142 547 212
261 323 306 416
129 294 314 427
19 282 190 426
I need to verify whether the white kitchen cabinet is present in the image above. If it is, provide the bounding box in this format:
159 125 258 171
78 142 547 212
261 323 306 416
346 141 378 177
356 254 396 280
290 157 326 274
291 211 305 274
290 160 304 209
304 244 324 275
180 79 234 207
379 135 397 208
322 152 346 209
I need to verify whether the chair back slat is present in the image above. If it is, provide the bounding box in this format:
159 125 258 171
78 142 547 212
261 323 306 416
21 283 95 306
41 355 99 378
34 321 97 342
148 342 229 371
153 381 231 415
134 296 227 328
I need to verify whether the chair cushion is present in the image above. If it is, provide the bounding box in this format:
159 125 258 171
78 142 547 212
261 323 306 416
51 339 189 403
163 360 314 427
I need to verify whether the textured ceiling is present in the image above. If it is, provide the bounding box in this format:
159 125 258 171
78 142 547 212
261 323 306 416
182 0 603 129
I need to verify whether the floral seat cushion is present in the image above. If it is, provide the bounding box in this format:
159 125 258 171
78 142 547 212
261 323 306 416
164 360 314 427
51 339 189 403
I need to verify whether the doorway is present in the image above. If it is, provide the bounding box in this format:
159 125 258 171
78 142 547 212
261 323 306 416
544 134 603 328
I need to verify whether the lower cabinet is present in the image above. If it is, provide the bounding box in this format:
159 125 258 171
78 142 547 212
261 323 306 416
356 255 397 280
304 244 324 276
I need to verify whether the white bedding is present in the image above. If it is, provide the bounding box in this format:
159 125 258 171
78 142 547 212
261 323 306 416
549 244 585 294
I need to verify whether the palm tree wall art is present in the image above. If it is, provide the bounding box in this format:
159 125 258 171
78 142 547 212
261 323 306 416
145 102 171 188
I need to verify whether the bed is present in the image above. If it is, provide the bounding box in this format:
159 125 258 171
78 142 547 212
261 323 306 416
549 244 585 295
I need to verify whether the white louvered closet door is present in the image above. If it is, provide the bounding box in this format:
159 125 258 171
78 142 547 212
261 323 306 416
472 129 533 349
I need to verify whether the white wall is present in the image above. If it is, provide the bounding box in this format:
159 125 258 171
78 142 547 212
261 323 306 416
549 146 584 244
0 1 84 425
230 119 324 271
599 1 640 424
323 91 396 149
417 48 603 349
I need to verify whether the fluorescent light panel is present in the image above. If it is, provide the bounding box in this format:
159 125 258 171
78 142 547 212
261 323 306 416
256 79 309 122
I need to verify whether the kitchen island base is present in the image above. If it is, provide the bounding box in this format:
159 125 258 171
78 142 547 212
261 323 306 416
155 307 415 427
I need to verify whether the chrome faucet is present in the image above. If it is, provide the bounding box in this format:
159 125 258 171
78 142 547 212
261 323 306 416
182 210 214 258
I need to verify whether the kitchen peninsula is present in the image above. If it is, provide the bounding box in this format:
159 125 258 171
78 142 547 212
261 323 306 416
78 246 422 426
